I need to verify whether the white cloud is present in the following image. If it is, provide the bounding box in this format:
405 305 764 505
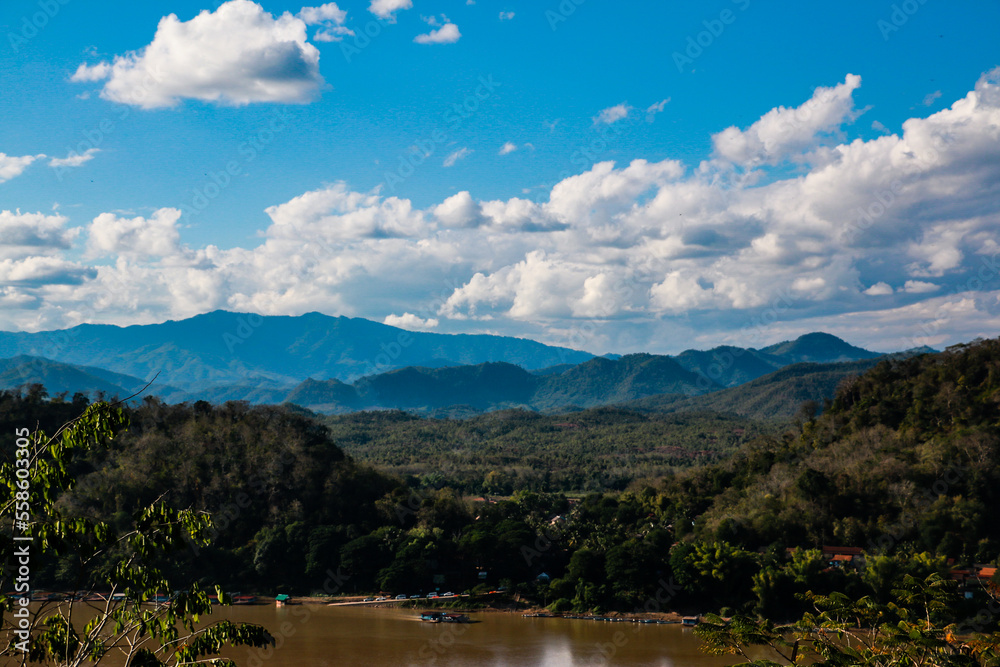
903 280 940 294
299 2 353 41
70 62 111 82
650 271 714 312
384 312 439 330
499 11 515 20
369 0 412 21
0 153 44 183
712 74 862 166
443 147 472 167
645 98 670 122
0 257 95 287
479 197 562 232
298 3 346 24
71 0 324 108
0 210 77 260
499 142 517 155
264 182 429 239
922 90 942 106
5 70 1000 356
414 22 461 44
594 103 631 125
49 148 100 168
433 191 486 228
864 282 894 296
87 208 184 260
546 159 684 225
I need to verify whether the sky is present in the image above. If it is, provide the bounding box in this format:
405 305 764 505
1 0 999 355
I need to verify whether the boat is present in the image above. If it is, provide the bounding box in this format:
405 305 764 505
681 616 700 627
420 612 474 623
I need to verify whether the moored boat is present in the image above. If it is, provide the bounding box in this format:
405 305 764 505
420 611 473 623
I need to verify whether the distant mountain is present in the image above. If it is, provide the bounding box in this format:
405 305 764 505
358 362 539 411
759 332 882 364
0 311 594 390
531 354 711 410
0 355 188 401
0 356 132 398
0 319 907 417
673 346 785 388
280 354 720 414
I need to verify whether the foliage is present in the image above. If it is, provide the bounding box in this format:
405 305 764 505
696 573 1000 666
321 407 775 494
0 401 272 665
655 339 1000 559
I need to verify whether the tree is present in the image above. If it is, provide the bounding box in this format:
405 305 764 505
696 573 1000 666
672 541 758 609
0 402 273 665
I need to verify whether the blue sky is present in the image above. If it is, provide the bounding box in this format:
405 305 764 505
1 0 999 355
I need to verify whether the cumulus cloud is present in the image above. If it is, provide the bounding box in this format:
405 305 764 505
864 282 894 296
298 2 353 41
384 312 439 330
414 22 461 44
0 210 77 260
264 182 429 239
903 280 940 294
70 0 324 108
0 153 44 183
298 2 346 24
87 208 185 260
499 11 515 20
70 62 111 82
433 191 486 228
499 142 518 155
5 70 1000 355
594 103 631 125
369 0 412 21
0 257 96 287
712 74 862 166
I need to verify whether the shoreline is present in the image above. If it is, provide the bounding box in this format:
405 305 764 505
256 595 689 623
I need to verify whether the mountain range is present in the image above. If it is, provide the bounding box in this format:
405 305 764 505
0 311 927 416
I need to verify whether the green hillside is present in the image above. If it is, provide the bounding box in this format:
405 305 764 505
656 339 1000 560
629 358 885 420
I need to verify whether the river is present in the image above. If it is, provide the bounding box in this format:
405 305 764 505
206 604 738 667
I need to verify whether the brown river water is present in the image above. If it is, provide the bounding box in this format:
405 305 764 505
205 604 738 667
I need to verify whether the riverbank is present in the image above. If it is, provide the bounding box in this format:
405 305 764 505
254 594 690 624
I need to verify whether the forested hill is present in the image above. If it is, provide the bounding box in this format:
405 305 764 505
0 397 405 593
659 338 1000 562
627 358 885 420
265 349 892 416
